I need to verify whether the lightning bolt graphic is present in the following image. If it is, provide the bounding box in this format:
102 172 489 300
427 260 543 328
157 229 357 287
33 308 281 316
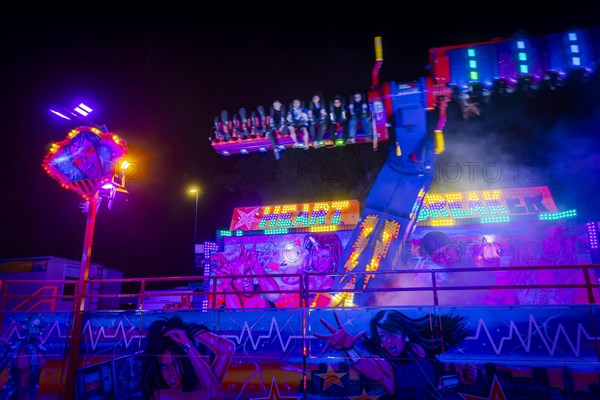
2 320 68 346
465 314 600 357
2 319 144 350
222 316 304 352
81 320 145 350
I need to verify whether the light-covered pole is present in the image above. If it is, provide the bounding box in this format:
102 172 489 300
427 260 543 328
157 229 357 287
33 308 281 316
43 122 128 399
189 187 200 276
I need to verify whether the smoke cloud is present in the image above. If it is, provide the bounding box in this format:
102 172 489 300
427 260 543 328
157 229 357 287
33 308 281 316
433 70 600 222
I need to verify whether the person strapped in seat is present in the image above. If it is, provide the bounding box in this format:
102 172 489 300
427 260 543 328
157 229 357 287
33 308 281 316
287 98 310 149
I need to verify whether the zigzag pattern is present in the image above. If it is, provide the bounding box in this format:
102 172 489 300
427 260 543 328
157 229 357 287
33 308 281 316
465 314 600 357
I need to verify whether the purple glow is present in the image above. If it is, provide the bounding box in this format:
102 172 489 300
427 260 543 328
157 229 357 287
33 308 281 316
74 106 89 117
586 222 598 249
78 103 92 113
49 109 71 120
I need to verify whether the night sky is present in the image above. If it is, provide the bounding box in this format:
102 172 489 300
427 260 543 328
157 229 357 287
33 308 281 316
1 8 599 278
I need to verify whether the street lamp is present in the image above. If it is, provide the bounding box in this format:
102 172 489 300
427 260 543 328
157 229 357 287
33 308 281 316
189 187 200 276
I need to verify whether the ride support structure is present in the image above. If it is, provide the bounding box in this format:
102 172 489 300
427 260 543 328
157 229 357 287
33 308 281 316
331 37 452 306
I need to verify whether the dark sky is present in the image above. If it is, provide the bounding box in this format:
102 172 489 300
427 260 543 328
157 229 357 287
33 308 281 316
1 8 598 277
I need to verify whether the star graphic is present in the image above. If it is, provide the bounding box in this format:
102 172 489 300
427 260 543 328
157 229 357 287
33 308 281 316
250 377 300 400
316 364 347 390
349 388 381 400
233 207 261 230
459 375 506 400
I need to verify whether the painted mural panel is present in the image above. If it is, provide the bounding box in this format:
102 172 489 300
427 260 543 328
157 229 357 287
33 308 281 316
74 309 304 399
371 220 596 307
0 311 72 399
2 307 599 399
210 231 352 309
75 311 146 399
307 307 600 399
229 200 360 232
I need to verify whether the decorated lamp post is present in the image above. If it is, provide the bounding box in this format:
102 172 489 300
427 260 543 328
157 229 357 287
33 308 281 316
189 187 200 276
42 125 128 399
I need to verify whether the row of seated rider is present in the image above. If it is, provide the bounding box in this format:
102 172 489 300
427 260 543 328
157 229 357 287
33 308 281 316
308 92 372 147
213 104 282 150
212 92 372 147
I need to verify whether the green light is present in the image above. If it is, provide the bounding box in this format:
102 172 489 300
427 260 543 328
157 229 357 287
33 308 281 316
469 60 477 69
417 208 430 220
539 209 577 220
265 228 289 235
449 207 468 218
470 71 478 80
258 215 277 229
429 207 450 219
218 230 232 237
520 65 528 74
469 201 488 216
518 52 527 61
481 216 510 224
277 218 292 227
467 49 475 57
293 212 309 226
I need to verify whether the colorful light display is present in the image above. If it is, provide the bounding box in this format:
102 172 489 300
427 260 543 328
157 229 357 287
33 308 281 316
229 200 360 231
42 126 128 200
418 187 558 223
539 209 577 220
429 28 599 96
335 215 380 306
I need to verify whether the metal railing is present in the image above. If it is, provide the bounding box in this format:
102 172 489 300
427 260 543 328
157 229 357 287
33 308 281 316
1 264 598 399
0 279 77 312
1 263 598 313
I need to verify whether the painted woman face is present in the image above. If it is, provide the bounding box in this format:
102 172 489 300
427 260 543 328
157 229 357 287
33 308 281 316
541 225 564 258
312 247 333 273
160 350 183 391
231 259 254 296
376 326 406 357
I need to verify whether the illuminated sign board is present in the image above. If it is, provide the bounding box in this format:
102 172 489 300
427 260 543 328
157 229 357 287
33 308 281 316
418 186 558 223
230 200 360 231
0 259 48 273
